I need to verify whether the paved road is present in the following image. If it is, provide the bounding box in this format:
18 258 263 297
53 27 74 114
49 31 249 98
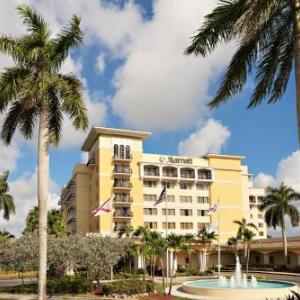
0 278 36 288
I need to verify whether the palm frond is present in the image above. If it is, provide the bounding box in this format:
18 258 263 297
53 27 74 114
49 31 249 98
0 194 15 220
0 101 23 144
287 205 300 227
18 106 38 140
50 15 83 69
184 0 246 56
17 5 49 40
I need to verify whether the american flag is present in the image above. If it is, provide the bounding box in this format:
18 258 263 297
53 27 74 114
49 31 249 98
154 187 166 206
90 198 111 217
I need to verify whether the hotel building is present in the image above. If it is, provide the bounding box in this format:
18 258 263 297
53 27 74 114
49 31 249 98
60 126 267 243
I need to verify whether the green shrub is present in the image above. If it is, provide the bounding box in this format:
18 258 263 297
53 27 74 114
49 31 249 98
176 266 213 276
101 279 154 295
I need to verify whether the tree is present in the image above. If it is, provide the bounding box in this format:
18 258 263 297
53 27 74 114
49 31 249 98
185 0 300 145
167 233 186 295
0 171 15 220
233 218 257 260
197 226 217 271
227 236 240 258
23 207 67 237
183 233 195 268
117 225 134 238
260 183 300 264
0 6 88 297
243 229 256 274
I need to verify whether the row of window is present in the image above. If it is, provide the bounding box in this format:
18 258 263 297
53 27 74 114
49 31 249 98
143 181 210 190
144 222 208 230
144 208 210 216
250 213 264 219
113 144 131 159
143 194 209 204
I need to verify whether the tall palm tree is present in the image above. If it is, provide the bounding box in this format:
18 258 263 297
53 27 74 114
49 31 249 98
185 0 300 145
167 233 186 295
197 226 217 271
233 218 257 260
243 228 256 274
0 6 88 299
260 183 300 264
0 171 15 220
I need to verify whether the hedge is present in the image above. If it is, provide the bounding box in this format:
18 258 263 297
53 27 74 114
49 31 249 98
0 277 154 296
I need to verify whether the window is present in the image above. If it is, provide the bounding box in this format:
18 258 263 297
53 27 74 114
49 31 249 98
258 223 264 228
249 196 256 203
258 214 263 219
125 145 130 159
144 208 157 215
180 222 193 229
197 210 208 216
180 209 193 216
180 196 192 203
162 181 175 189
143 194 157 202
144 222 157 229
250 214 253 219
198 223 206 230
120 145 125 159
143 180 157 188
257 197 264 204
113 144 119 157
196 183 209 190
255 256 260 264
162 222 176 229
167 195 175 202
144 166 159 176
180 182 192 190
162 209 175 216
250 205 255 210
259 231 264 236
197 197 209 204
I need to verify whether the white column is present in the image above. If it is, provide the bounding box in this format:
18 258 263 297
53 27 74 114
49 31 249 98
198 251 203 271
134 255 145 269
263 254 269 265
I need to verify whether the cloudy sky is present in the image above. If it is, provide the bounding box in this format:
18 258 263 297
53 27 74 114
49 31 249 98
0 0 299 236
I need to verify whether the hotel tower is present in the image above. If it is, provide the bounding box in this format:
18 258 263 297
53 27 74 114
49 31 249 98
60 126 267 242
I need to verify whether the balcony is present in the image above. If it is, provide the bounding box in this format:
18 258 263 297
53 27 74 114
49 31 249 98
113 154 132 162
113 196 133 206
162 167 178 180
180 168 195 181
143 165 160 178
113 167 132 177
113 181 132 190
197 169 213 181
113 210 133 219
114 223 131 231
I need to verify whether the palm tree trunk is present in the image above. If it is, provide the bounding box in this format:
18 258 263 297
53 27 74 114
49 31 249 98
159 257 166 295
294 0 300 146
281 217 288 265
246 244 251 275
37 107 49 300
168 252 175 296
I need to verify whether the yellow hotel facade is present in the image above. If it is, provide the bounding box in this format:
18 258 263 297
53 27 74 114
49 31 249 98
60 126 267 242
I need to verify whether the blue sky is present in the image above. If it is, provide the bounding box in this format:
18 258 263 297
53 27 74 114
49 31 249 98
0 0 299 235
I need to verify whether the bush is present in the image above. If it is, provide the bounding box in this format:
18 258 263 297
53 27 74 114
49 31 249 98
101 279 154 295
176 265 213 276
0 276 90 295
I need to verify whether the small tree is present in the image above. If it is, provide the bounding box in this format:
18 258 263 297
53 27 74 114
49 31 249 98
0 171 15 220
227 236 240 258
243 229 256 274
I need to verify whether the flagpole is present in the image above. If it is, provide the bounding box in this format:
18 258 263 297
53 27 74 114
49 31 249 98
217 198 221 278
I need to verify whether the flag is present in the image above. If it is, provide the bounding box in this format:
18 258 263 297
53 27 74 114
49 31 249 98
154 187 166 206
90 198 111 217
208 204 218 214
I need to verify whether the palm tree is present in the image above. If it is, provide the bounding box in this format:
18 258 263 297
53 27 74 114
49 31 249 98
183 233 195 268
233 218 257 260
197 226 217 271
23 207 67 237
0 171 15 220
227 236 240 258
260 183 300 264
117 225 134 238
167 233 186 295
243 229 256 274
185 0 300 145
0 6 88 299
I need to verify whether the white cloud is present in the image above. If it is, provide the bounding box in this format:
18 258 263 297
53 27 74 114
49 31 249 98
0 143 20 173
0 170 60 236
96 53 106 74
253 173 275 189
111 0 234 131
178 119 231 157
